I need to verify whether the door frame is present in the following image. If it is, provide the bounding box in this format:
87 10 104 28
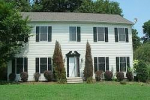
66 51 80 77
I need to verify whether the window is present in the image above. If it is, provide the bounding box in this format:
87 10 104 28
69 26 81 42
36 26 52 42
116 57 130 72
114 28 129 42
12 58 28 74
94 57 109 72
93 27 108 42
36 57 52 73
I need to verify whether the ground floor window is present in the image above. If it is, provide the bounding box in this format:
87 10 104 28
35 57 52 73
94 57 109 72
116 57 130 72
12 57 28 74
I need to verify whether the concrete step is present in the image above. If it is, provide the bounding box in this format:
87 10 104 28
67 77 83 84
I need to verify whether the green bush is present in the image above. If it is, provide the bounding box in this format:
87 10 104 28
86 77 93 83
0 63 7 81
44 71 53 82
9 73 16 81
116 72 124 81
136 61 149 82
20 72 28 82
104 70 113 81
34 72 41 82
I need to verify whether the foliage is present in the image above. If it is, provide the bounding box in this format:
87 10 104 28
134 43 150 63
9 73 16 81
0 0 31 66
44 71 53 82
136 61 149 82
86 77 93 83
116 72 124 81
53 41 66 83
132 29 141 51
84 41 93 81
34 72 41 82
0 63 7 80
104 70 113 81
126 72 133 81
120 80 126 85
142 20 150 43
95 70 103 81
77 0 122 16
20 72 28 82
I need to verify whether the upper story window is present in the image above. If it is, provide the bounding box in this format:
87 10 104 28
69 26 81 42
12 58 28 74
36 57 52 73
36 26 52 42
94 57 109 72
116 57 130 72
115 28 129 42
93 27 108 42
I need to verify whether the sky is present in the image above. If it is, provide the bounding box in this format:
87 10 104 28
108 0 150 37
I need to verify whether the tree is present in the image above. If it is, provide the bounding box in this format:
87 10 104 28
132 29 141 51
134 42 150 63
142 20 150 43
0 0 31 67
83 41 93 83
53 41 66 83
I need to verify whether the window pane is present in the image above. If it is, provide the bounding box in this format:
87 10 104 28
98 57 105 72
40 58 47 73
120 57 126 72
24 58 28 72
98 27 104 41
40 26 47 41
119 28 125 41
17 58 23 74
69 27 76 41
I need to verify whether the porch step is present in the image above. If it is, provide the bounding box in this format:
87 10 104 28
67 77 83 84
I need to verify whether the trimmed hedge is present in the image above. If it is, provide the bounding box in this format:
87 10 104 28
44 71 53 82
34 72 41 82
116 72 124 81
20 72 28 82
104 71 113 81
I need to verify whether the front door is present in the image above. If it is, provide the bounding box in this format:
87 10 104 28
69 57 77 77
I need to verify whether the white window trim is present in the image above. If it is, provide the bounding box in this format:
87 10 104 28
118 28 126 42
69 26 79 42
39 26 48 42
118 57 127 72
95 57 107 72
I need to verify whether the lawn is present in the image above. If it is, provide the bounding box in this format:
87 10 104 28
0 82 150 100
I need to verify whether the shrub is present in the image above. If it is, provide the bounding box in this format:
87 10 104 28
0 63 7 80
20 72 28 82
34 72 41 82
126 72 133 81
9 73 16 81
86 77 93 83
136 61 149 82
44 71 53 82
120 80 126 85
104 70 113 81
95 70 103 81
116 72 124 81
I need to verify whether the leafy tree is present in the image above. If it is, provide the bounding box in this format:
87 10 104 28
132 29 141 51
134 42 150 63
83 41 93 83
53 41 66 83
142 20 150 43
0 0 31 67
6 0 31 12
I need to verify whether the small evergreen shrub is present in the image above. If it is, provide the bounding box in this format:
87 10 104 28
136 61 149 82
44 71 53 82
116 72 124 81
9 73 16 81
104 70 113 81
126 72 133 81
20 72 28 82
95 70 103 81
34 72 41 82
86 77 93 83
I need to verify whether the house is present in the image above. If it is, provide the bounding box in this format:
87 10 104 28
7 12 134 81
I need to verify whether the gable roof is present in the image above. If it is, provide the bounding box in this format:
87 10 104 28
21 12 133 25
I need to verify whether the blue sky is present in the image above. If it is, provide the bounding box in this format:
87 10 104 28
108 0 150 37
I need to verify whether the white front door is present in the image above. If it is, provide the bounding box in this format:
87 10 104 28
69 57 77 77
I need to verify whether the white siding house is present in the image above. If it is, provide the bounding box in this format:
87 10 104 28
7 12 134 81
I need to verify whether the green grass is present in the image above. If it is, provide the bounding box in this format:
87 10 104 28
0 82 150 100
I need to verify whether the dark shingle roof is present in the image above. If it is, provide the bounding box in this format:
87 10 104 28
21 12 133 25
